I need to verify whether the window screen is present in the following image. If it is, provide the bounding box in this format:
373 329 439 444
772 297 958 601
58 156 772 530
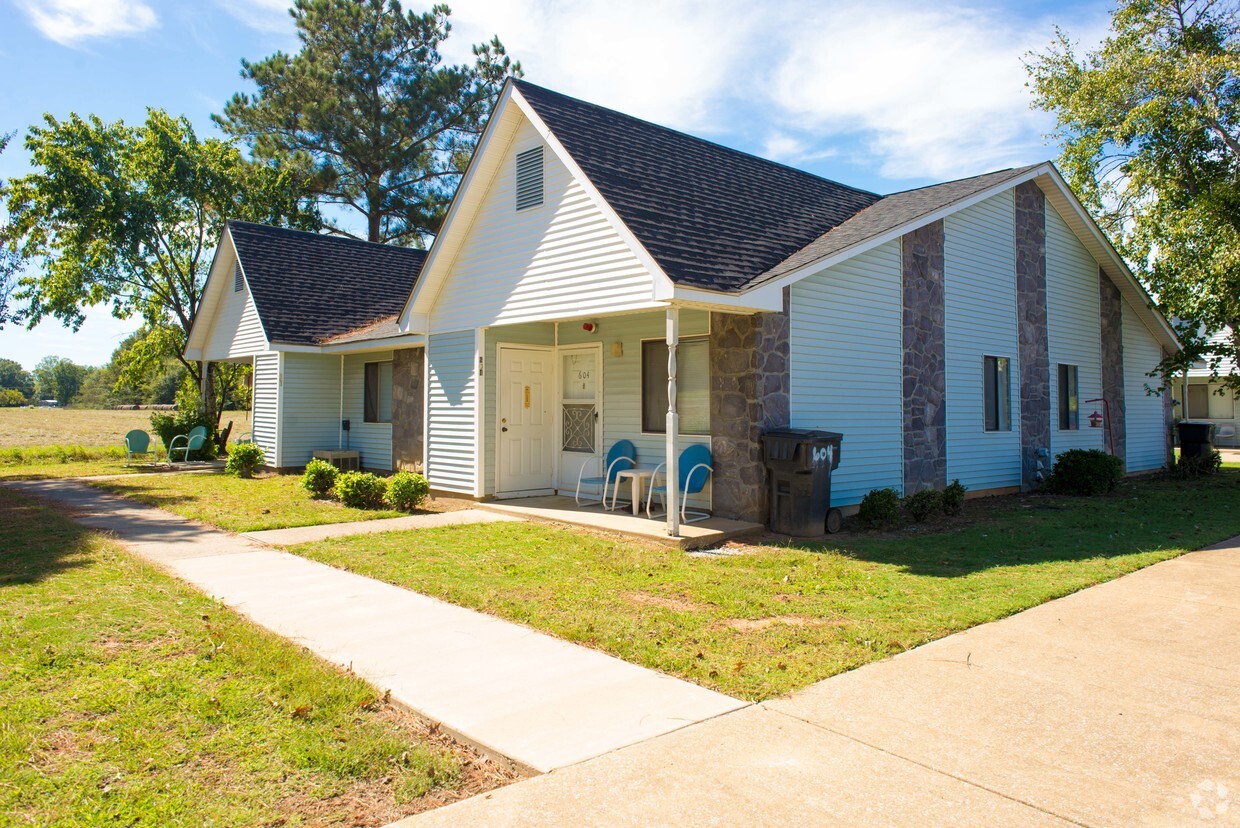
363 362 393 423
641 338 709 435
1058 364 1079 430
983 356 1012 432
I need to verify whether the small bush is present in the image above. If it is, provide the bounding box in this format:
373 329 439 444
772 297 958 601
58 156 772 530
224 442 265 478
857 487 901 530
386 471 430 512
301 459 339 497
336 471 389 509
0 389 27 407
904 488 943 522
1170 449 1222 479
150 407 218 461
1044 448 1124 495
942 479 968 515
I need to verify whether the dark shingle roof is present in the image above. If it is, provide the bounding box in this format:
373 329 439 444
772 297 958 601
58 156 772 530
514 80 882 293
753 165 1045 286
227 221 426 346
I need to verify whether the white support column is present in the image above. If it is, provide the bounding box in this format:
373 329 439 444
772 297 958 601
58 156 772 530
666 307 680 537
338 354 345 450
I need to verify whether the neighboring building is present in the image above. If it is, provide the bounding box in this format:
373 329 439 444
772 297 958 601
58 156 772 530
1171 327 1238 446
190 79 1180 531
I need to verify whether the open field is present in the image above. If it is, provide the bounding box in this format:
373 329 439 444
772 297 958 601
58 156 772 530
0 487 516 826
0 407 251 449
287 471 1240 700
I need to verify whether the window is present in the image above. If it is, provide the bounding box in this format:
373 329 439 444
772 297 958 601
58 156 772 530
363 361 393 423
983 355 1012 432
515 146 544 210
1057 364 1079 430
641 338 709 434
1188 383 1236 419
234 264 244 293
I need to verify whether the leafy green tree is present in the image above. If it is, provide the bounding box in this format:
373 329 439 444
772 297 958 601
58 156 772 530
32 356 87 406
0 132 26 328
3 109 319 425
1027 0 1240 384
216 0 519 245
0 358 34 400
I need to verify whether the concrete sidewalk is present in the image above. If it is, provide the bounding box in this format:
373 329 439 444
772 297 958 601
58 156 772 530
404 538 1240 826
6 479 745 774
242 508 519 546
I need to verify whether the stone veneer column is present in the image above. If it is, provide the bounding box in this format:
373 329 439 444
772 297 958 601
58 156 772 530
391 346 425 471
709 288 790 523
1015 181 1051 488
901 220 948 494
1098 269 1126 464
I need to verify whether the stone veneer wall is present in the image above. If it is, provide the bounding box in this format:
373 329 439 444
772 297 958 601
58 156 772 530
1015 181 1051 488
901 220 947 493
709 288 790 523
1098 269 1127 464
391 346 425 471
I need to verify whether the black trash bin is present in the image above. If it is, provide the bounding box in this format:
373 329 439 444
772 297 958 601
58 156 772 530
763 429 844 536
1178 420 1217 462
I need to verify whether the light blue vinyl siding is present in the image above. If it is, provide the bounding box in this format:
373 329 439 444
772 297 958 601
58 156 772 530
1123 299 1167 471
789 240 903 505
252 352 279 466
1046 202 1104 458
943 192 1022 490
280 352 343 467
342 351 394 471
427 330 478 493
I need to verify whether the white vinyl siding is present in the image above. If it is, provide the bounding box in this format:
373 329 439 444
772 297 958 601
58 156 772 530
1046 202 1104 459
252 352 280 467
202 259 267 360
342 351 394 471
943 192 1022 490
1123 300 1168 471
790 240 903 506
280 352 342 468
427 330 478 493
428 117 659 332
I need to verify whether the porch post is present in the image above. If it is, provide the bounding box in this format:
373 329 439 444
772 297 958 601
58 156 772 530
666 307 680 537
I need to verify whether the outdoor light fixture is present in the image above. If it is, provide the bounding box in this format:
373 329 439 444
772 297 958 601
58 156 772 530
582 321 598 333
1088 410 1104 428
611 341 623 357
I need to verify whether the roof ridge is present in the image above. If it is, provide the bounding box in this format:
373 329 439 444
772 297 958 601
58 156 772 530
226 219 429 255
512 79 881 200
880 163 1047 198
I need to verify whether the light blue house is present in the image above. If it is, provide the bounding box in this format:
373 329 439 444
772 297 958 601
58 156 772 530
190 79 1180 534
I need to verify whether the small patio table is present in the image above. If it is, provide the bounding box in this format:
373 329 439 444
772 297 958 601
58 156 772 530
612 468 657 517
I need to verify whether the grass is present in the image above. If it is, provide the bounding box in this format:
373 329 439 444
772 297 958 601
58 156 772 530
89 471 410 532
289 471 1240 700
0 407 249 449
0 487 513 826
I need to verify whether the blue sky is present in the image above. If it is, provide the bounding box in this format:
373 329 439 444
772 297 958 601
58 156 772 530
0 0 1111 371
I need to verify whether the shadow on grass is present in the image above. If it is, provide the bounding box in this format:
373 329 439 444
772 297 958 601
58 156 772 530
0 489 94 587
780 472 1240 577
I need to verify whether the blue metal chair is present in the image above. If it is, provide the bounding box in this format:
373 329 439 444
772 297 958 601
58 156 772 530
646 444 713 523
575 439 636 509
123 429 157 466
168 425 208 463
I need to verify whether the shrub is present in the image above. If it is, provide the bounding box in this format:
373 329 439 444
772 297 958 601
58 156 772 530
857 487 901 530
301 458 339 497
0 389 27 407
335 471 389 509
1170 449 1222 479
942 479 968 515
386 471 430 512
224 442 265 478
904 488 943 522
150 407 218 461
1044 448 1124 495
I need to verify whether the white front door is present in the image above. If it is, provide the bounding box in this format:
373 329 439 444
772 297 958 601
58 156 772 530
497 346 554 495
558 346 602 491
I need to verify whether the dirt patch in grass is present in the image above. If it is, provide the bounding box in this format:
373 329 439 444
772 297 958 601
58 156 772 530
623 591 707 613
719 615 846 632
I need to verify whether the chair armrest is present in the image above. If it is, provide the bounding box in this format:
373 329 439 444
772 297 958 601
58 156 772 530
168 435 187 451
604 455 634 482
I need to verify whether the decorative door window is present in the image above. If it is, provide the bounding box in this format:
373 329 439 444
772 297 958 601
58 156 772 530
562 352 597 453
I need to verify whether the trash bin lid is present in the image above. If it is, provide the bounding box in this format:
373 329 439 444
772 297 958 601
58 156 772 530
763 428 843 442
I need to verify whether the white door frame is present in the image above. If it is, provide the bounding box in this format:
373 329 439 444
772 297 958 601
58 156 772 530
555 342 604 495
495 343 556 498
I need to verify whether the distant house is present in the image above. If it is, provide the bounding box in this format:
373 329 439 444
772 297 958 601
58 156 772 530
189 79 1179 531
1169 327 1238 446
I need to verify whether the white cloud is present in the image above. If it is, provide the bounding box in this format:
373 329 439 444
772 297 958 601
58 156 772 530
213 0 293 34
16 0 157 47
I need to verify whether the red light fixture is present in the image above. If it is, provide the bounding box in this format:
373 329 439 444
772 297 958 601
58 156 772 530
581 321 597 333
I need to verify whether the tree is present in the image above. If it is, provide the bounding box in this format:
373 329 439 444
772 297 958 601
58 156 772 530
32 356 86 406
0 132 26 328
0 358 34 400
1027 0 1240 385
215 0 519 246
3 109 319 426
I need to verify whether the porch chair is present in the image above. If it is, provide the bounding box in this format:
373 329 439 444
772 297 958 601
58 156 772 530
168 425 208 464
1216 423 1237 448
645 444 713 523
123 429 157 466
574 439 636 509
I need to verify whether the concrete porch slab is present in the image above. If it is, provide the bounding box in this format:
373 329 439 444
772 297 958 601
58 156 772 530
473 495 764 549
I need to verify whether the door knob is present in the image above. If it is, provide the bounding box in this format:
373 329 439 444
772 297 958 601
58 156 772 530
502 426 508 432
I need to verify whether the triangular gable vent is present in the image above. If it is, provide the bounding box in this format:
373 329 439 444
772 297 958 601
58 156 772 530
234 263 244 293
515 145 544 210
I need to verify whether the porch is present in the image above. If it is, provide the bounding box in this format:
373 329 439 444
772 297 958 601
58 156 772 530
475 495 764 550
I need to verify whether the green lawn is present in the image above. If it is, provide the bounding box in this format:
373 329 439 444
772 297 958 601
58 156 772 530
289 472 1240 700
0 487 512 826
88 471 411 532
